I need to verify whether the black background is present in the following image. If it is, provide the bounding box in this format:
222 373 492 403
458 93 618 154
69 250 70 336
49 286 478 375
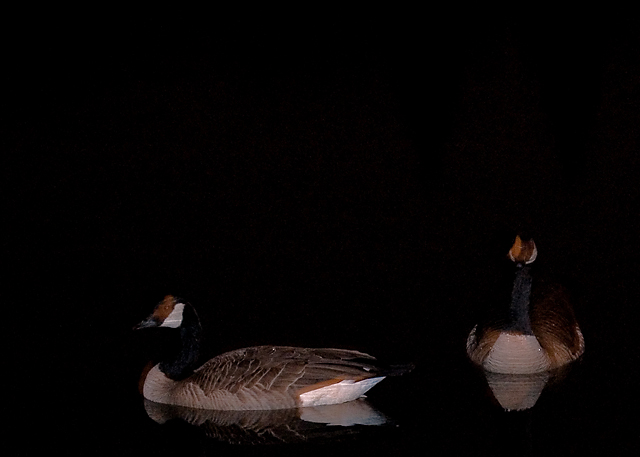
6 10 639 456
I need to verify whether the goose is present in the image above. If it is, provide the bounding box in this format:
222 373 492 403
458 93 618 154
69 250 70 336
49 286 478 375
466 235 585 374
134 295 412 410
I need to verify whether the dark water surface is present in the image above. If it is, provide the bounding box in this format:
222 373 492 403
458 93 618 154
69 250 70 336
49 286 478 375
8 12 639 456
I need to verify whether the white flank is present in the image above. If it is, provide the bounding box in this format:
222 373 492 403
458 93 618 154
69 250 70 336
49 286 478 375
298 377 385 407
483 333 550 374
160 303 185 328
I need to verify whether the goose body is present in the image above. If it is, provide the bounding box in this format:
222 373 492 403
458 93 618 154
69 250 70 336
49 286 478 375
135 296 409 410
466 236 585 374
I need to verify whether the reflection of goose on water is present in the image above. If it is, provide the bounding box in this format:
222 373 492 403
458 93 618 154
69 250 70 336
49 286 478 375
143 397 388 445
467 235 585 374
134 295 412 410
483 371 550 411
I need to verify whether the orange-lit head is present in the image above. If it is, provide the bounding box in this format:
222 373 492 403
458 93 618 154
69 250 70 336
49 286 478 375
507 235 537 264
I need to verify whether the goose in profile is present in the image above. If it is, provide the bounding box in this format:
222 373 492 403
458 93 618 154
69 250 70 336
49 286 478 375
466 235 585 374
134 295 412 410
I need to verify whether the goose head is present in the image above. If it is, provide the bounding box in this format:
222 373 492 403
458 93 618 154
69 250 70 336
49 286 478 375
134 295 203 380
507 234 537 265
134 295 191 330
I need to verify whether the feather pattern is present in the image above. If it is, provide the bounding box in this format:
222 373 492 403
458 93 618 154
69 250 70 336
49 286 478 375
142 345 385 410
530 282 585 367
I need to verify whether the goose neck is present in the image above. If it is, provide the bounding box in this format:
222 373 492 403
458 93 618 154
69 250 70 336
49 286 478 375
159 305 203 380
509 265 533 334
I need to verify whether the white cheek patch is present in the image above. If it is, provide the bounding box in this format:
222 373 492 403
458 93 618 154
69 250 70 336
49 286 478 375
526 245 538 264
508 242 538 264
160 302 185 328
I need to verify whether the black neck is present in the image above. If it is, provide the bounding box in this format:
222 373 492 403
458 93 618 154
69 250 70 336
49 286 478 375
159 304 203 380
508 265 533 334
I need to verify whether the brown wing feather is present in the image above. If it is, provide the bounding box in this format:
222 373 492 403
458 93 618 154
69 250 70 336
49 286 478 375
189 346 378 396
467 325 503 365
530 283 585 368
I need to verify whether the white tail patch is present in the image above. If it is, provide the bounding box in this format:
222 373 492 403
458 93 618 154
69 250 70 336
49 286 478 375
298 377 385 407
483 333 550 374
160 303 185 328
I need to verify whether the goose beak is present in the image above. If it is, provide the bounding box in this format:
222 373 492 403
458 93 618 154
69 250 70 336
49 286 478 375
133 315 160 330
